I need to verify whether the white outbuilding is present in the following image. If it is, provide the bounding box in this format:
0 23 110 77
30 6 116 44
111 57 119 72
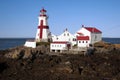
75 26 102 44
50 41 71 52
24 40 36 48
77 36 90 47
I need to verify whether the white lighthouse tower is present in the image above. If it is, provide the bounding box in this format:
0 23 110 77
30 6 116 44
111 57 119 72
35 8 52 42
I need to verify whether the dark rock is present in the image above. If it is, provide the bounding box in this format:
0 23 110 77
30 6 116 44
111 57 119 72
0 62 8 73
0 44 120 80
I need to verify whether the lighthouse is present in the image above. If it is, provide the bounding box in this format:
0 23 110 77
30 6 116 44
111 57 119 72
35 8 52 42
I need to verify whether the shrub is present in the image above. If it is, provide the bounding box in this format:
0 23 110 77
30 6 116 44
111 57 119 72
36 42 50 46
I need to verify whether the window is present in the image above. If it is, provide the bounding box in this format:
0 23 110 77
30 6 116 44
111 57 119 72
52 50 55 52
52 45 54 47
86 41 88 43
73 39 74 41
79 41 81 43
64 34 66 36
83 41 84 43
57 50 60 52
95 35 97 40
67 33 69 36
75 39 76 41
73 38 76 41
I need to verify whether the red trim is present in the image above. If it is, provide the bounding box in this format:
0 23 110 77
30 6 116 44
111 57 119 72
38 20 49 39
38 26 49 29
51 41 69 44
40 14 47 17
84 27 102 33
39 20 43 39
77 36 89 40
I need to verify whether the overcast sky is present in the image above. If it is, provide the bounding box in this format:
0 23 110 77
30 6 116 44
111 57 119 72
0 0 120 38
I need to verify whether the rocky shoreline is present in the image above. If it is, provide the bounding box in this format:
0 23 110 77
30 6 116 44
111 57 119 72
0 41 120 80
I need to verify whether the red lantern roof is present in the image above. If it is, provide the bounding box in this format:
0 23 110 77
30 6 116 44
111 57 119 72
40 8 47 12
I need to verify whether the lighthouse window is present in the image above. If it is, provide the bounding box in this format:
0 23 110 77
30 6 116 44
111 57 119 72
86 41 88 43
83 41 84 43
79 41 81 43
64 34 66 36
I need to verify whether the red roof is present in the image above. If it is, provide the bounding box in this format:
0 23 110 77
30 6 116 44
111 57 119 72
51 41 69 44
84 27 102 33
77 36 89 40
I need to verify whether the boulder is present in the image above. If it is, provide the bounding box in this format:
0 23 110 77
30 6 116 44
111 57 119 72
22 48 32 59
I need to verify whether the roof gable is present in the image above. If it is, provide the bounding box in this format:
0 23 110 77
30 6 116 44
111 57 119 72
84 27 102 33
60 28 74 37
